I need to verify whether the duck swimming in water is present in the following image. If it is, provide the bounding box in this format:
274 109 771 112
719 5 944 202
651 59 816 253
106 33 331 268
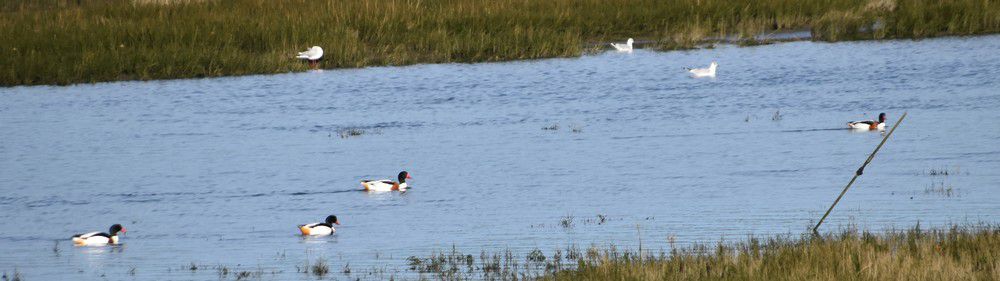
848 113 887 130
299 215 339 236
361 171 411 192
72 224 125 246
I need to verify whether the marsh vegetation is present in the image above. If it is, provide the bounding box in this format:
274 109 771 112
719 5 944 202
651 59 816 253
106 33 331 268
403 225 1000 281
3 0 999 86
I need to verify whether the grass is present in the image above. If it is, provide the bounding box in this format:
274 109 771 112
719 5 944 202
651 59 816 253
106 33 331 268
924 181 957 197
559 215 574 228
310 258 329 277
336 128 367 138
234 270 260 280
404 225 1000 281
1 270 23 281
334 126 382 138
2 0 998 86
217 265 229 278
549 225 1000 281
209 264 264 280
926 166 965 176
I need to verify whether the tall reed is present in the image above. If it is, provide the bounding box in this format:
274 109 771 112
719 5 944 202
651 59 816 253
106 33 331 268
2 0 998 86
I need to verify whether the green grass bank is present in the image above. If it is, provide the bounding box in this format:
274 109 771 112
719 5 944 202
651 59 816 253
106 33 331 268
2 0 999 86
404 225 1000 281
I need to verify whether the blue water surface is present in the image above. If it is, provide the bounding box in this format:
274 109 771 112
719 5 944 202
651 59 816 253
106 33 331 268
1 35 999 280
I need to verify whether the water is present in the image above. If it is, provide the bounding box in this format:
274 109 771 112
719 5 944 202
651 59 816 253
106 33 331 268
2 35 1000 280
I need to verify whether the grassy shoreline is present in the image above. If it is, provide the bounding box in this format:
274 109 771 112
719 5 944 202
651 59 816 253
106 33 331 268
2 0 999 87
405 225 1000 281
4 225 998 280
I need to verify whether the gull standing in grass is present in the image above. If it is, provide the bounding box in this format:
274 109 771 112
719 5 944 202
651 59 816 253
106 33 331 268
296 46 324 69
610 38 634 52
687 61 717 78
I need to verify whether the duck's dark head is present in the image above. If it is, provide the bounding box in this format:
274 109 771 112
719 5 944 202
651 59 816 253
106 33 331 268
878 113 887 123
325 215 340 225
110 224 125 235
398 171 411 183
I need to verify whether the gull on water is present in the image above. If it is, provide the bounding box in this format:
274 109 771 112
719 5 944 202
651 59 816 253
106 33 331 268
687 61 717 78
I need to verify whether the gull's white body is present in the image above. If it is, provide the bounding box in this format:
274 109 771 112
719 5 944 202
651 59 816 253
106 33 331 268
296 46 324 61
689 62 717 78
610 38 634 52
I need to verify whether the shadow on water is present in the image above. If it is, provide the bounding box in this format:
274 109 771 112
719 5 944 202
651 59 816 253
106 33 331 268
612 127 851 140
288 189 364 196
214 189 363 198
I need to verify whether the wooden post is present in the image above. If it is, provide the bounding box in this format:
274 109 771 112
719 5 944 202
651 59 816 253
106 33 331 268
813 112 908 234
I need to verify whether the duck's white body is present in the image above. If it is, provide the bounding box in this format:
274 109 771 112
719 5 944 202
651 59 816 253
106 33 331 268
299 223 335 236
848 120 885 130
688 62 717 78
296 46 324 61
848 113 887 130
361 171 411 192
361 180 407 192
72 232 118 246
610 38 634 52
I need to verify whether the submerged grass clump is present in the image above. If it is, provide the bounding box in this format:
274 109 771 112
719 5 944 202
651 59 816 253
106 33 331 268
337 128 366 138
405 225 1000 281
926 165 965 176
335 127 381 138
217 265 229 278
2 0 999 86
310 258 329 277
1 270 23 281
924 181 957 197
559 215 574 229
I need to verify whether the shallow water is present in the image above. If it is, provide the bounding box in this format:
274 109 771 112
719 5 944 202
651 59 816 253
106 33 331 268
2 35 1000 280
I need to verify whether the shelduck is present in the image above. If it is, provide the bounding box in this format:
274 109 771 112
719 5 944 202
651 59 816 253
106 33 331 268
610 38 634 52
361 171 411 192
848 113 887 130
296 46 324 69
298 215 339 236
72 224 125 246
687 62 718 78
